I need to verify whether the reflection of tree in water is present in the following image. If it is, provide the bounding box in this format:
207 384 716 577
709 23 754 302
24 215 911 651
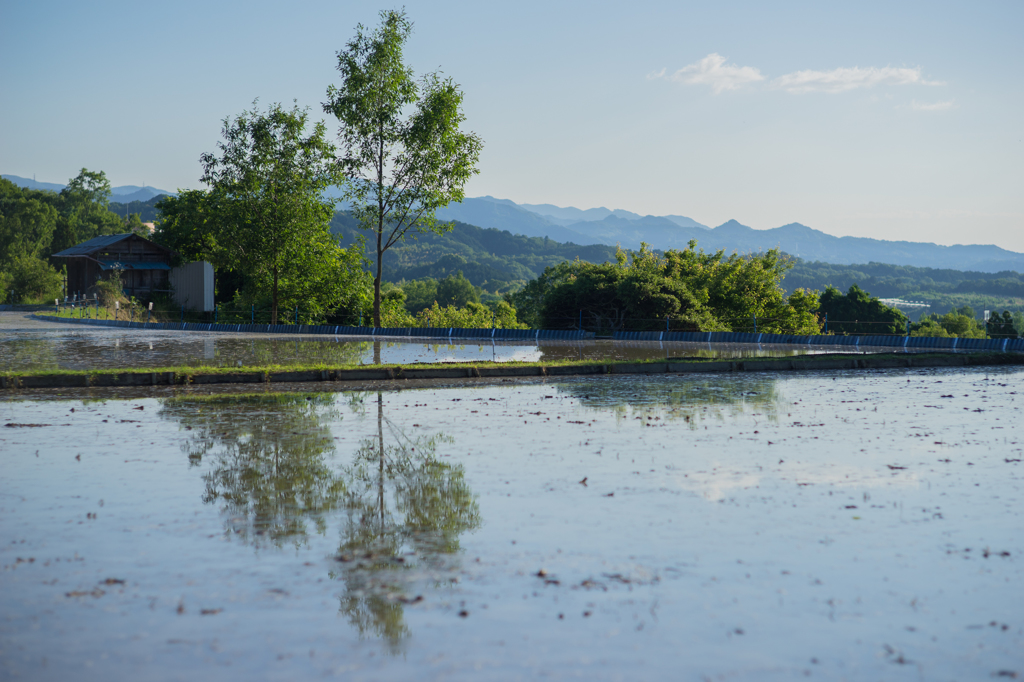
332 392 480 652
158 393 347 548
559 374 784 426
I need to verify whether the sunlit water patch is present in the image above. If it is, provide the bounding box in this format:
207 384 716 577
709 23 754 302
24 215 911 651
1 367 1022 680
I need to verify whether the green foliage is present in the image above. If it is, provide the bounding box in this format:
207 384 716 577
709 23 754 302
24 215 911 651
199 101 367 324
0 178 59 268
398 277 438 313
786 259 1024 319
0 171 127 301
108 195 168 223
513 241 821 334
49 169 124 258
153 190 222 266
818 284 909 335
415 300 525 329
537 246 720 332
324 9 483 325
661 242 820 333
3 255 64 303
434 272 479 308
330 211 619 290
986 311 1018 339
911 306 986 339
910 319 952 338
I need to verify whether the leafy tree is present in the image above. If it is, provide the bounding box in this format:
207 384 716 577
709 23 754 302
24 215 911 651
324 8 483 326
818 284 908 335
0 179 65 303
911 307 986 338
0 178 58 267
397 277 438 313
434 271 479 308
200 101 365 323
987 311 1017 339
153 190 223 266
537 246 719 332
3 255 64 302
512 241 820 333
416 299 524 329
663 242 818 333
49 169 123 258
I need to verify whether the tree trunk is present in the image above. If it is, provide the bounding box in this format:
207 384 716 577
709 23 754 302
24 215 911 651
271 265 279 325
377 391 385 533
373 235 383 328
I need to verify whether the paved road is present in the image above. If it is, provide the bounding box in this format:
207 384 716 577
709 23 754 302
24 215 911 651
0 311 81 332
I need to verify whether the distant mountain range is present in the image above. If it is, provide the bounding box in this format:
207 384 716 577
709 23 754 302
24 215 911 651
437 196 1024 274
5 173 1022 273
2 175 176 203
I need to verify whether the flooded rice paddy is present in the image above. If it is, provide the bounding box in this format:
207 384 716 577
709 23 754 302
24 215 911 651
3 327 924 373
2 366 1022 680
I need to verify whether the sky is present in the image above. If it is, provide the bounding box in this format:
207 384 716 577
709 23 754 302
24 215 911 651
2 0 1022 251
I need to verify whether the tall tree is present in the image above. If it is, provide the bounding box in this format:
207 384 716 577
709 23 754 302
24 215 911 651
818 284 908 335
49 168 123 259
324 8 483 326
200 101 346 324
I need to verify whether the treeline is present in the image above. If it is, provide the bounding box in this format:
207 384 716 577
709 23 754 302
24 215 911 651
330 211 619 294
0 171 151 303
108 195 167 223
332 211 1024 318
786 260 1024 317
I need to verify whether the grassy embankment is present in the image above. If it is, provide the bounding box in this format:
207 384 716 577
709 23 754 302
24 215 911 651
3 351 1023 386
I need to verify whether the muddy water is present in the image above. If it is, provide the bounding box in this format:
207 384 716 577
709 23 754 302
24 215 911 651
1 368 1022 680
1 329 911 373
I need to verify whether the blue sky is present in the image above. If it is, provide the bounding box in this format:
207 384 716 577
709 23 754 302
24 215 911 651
2 0 1021 250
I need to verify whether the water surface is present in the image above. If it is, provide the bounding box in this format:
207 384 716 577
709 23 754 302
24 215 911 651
1 328 917 373
2 368 1022 680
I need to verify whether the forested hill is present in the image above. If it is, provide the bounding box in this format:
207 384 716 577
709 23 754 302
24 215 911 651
108 195 168 222
329 212 619 291
331 212 1024 317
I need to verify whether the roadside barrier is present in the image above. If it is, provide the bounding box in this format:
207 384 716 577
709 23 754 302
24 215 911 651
31 315 594 341
612 329 1024 352
29 315 1024 350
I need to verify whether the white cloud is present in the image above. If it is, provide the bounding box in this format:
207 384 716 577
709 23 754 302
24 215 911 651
910 99 956 111
646 67 666 80
667 53 765 94
772 66 944 94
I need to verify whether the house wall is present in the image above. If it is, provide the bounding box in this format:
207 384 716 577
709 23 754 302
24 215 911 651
169 261 215 311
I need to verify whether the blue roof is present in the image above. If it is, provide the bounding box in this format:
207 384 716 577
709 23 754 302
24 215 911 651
51 233 172 258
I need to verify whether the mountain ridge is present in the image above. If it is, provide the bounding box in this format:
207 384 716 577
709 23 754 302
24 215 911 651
2 175 176 202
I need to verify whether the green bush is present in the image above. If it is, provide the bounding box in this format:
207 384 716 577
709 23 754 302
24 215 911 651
3 256 64 303
912 307 986 338
415 300 525 329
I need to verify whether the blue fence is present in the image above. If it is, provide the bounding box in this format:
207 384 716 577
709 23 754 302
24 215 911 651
34 316 593 341
613 329 1024 352
31 316 1024 350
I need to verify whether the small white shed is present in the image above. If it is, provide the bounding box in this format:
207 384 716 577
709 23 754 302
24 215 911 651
169 261 215 311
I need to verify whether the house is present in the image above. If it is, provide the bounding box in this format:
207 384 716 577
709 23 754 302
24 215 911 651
52 233 215 311
52 233 173 299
